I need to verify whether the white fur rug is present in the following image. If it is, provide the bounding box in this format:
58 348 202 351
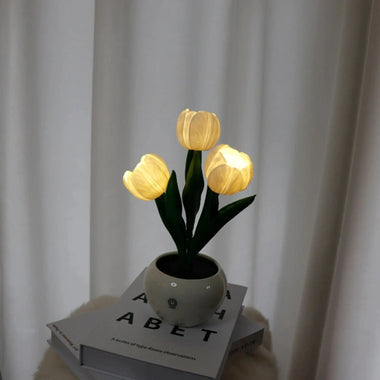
35 296 277 380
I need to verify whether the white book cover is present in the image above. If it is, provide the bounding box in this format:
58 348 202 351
229 316 264 355
49 313 263 380
47 281 139 362
48 301 116 361
47 270 147 360
49 335 131 380
79 271 247 380
47 269 263 379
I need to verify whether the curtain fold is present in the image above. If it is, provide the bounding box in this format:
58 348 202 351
317 0 380 378
288 1 372 378
0 1 95 379
0 1 377 379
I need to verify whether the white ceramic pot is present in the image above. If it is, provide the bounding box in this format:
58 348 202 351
144 252 227 327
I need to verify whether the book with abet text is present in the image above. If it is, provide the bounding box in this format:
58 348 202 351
79 270 247 379
47 269 263 379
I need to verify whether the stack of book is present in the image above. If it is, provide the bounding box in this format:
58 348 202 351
47 269 264 379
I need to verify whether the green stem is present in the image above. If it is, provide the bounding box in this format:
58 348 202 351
182 150 204 243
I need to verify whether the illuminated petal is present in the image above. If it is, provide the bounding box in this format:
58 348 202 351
176 109 220 151
204 144 228 177
123 154 170 201
123 170 151 201
205 144 254 195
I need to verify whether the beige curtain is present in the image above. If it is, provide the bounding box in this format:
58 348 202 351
1 1 378 379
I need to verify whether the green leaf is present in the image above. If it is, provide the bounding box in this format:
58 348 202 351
185 150 194 179
182 150 204 238
190 187 219 255
191 192 256 255
154 171 187 255
216 195 256 231
155 194 172 237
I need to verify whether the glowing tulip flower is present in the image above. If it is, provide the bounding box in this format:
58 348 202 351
205 144 254 195
176 109 220 151
123 109 256 274
123 154 170 201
